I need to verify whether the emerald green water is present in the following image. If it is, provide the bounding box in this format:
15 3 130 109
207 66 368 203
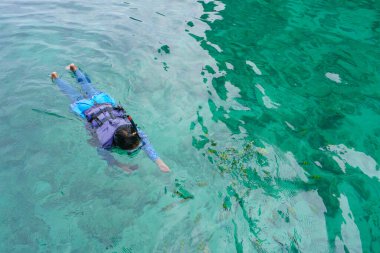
1 0 379 252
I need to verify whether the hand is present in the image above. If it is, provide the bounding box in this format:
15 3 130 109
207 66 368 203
118 163 139 173
156 159 171 173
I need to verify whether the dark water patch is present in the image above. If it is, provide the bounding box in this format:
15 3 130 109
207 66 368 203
190 0 380 251
155 12 165 17
129 17 143 22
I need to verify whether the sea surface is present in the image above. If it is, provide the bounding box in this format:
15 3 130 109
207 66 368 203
1 0 380 252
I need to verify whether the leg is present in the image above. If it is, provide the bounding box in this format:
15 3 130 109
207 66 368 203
52 74 83 102
69 64 100 98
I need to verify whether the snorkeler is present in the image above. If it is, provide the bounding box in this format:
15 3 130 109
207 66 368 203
50 64 170 173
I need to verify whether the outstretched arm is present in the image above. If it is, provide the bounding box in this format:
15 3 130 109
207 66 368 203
138 130 171 173
97 148 138 173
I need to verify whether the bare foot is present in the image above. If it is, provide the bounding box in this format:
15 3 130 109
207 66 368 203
65 63 78 72
51 72 58 80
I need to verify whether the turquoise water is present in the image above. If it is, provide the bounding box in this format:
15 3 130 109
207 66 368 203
1 0 380 252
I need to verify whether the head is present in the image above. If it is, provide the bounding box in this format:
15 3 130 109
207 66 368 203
113 125 141 151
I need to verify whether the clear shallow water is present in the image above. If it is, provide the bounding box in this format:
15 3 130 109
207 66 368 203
0 0 379 252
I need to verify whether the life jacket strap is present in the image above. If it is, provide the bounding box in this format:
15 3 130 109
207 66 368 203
89 106 116 126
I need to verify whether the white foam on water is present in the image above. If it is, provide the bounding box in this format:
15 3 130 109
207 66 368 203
332 156 346 173
326 144 379 180
225 62 234 70
255 84 281 109
325 72 342 83
246 60 262 75
285 121 296 131
339 194 363 253
206 41 223 53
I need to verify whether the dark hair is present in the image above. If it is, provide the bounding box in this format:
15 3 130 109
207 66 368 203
113 125 140 150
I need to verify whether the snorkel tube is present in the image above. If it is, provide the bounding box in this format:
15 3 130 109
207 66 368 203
127 115 140 138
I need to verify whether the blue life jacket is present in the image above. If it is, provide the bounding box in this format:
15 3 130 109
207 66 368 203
84 103 131 149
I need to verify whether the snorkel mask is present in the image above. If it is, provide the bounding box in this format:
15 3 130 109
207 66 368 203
126 141 143 157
